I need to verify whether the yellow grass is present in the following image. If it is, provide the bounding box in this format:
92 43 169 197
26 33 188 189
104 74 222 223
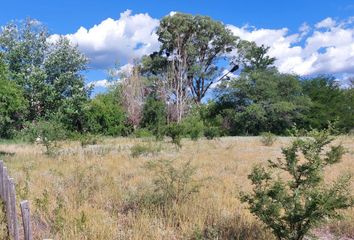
0 136 353 240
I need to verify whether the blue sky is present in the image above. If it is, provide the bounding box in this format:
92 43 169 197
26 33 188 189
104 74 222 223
1 0 354 92
1 0 353 32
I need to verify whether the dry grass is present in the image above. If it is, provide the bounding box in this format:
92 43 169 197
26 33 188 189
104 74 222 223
0 136 353 240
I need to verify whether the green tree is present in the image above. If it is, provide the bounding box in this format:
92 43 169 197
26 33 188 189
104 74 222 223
85 92 127 136
236 40 276 72
165 122 184 147
143 12 238 110
0 19 90 127
141 95 167 140
159 13 238 103
217 69 311 135
45 37 90 131
0 18 49 119
0 56 28 138
302 76 354 132
241 127 353 240
181 109 205 140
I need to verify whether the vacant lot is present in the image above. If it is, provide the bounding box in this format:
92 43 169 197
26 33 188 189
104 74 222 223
0 136 353 240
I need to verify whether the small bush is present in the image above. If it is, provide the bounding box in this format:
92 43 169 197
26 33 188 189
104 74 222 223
165 123 184 147
134 128 153 138
144 159 203 206
79 134 100 148
19 120 67 155
191 213 272 240
260 132 276 146
182 114 204 141
130 144 161 158
242 127 354 240
348 128 354 136
141 95 167 140
204 126 220 140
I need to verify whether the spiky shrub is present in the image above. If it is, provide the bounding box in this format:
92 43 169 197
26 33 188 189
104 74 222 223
144 159 203 206
241 128 353 240
260 131 276 146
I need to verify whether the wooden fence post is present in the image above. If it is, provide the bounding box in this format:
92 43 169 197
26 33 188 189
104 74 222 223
20 200 32 240
3 167 13 236
0 160 3 199
9 178 19 240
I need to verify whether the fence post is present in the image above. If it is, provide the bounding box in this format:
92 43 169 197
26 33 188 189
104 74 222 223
3 167 13 236
9 178 19 240
0 160 3 198
20 200 32 240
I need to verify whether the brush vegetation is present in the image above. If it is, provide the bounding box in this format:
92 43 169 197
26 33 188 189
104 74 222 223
0 135 353 239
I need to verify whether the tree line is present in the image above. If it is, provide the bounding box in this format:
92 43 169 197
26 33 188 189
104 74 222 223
0 14 353 140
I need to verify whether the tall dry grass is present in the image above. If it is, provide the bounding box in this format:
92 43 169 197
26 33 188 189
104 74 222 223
0 136 353 240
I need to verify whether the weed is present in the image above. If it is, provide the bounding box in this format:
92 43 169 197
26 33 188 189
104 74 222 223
130 144 161 158
144 159 204 206
260 132 276 146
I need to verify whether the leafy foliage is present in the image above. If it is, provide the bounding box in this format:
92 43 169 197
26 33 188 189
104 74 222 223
0 19 90 129
156 13 238 103
182 111 205 141
20 120 67 155
141 95 167 140
241 128 354 240
302 76 354 132
165 123 184 147
0 57 28 138
85 92 127 136
204 126 220 140
216 69 311 135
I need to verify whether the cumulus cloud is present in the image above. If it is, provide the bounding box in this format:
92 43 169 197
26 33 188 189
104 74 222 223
62 10 160 69
57 11 354 81
227 16 354 76
315 17 337 29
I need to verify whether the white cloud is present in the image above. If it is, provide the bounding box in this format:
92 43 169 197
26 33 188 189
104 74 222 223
227 16 354 76
315 17 336 29
299 22 310 37
63 10 160 69
57 12 354 81
87 79 111 88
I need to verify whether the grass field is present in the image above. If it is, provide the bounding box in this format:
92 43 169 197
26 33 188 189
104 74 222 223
0 136 353 240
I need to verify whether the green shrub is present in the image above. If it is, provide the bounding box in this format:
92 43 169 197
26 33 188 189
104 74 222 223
79 134 100 148
85 92 127 136
144 159 203 206
204 126 220 140
241 127 353 240
19 120 67 155
0 58 28 138
141 96 167 140
260 132 276 146
165 123 184 147
134 128 153 138
182 114 204 141
130 144 161 158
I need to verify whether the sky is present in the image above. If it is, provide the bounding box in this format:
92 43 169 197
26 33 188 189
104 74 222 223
1 0 354 92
